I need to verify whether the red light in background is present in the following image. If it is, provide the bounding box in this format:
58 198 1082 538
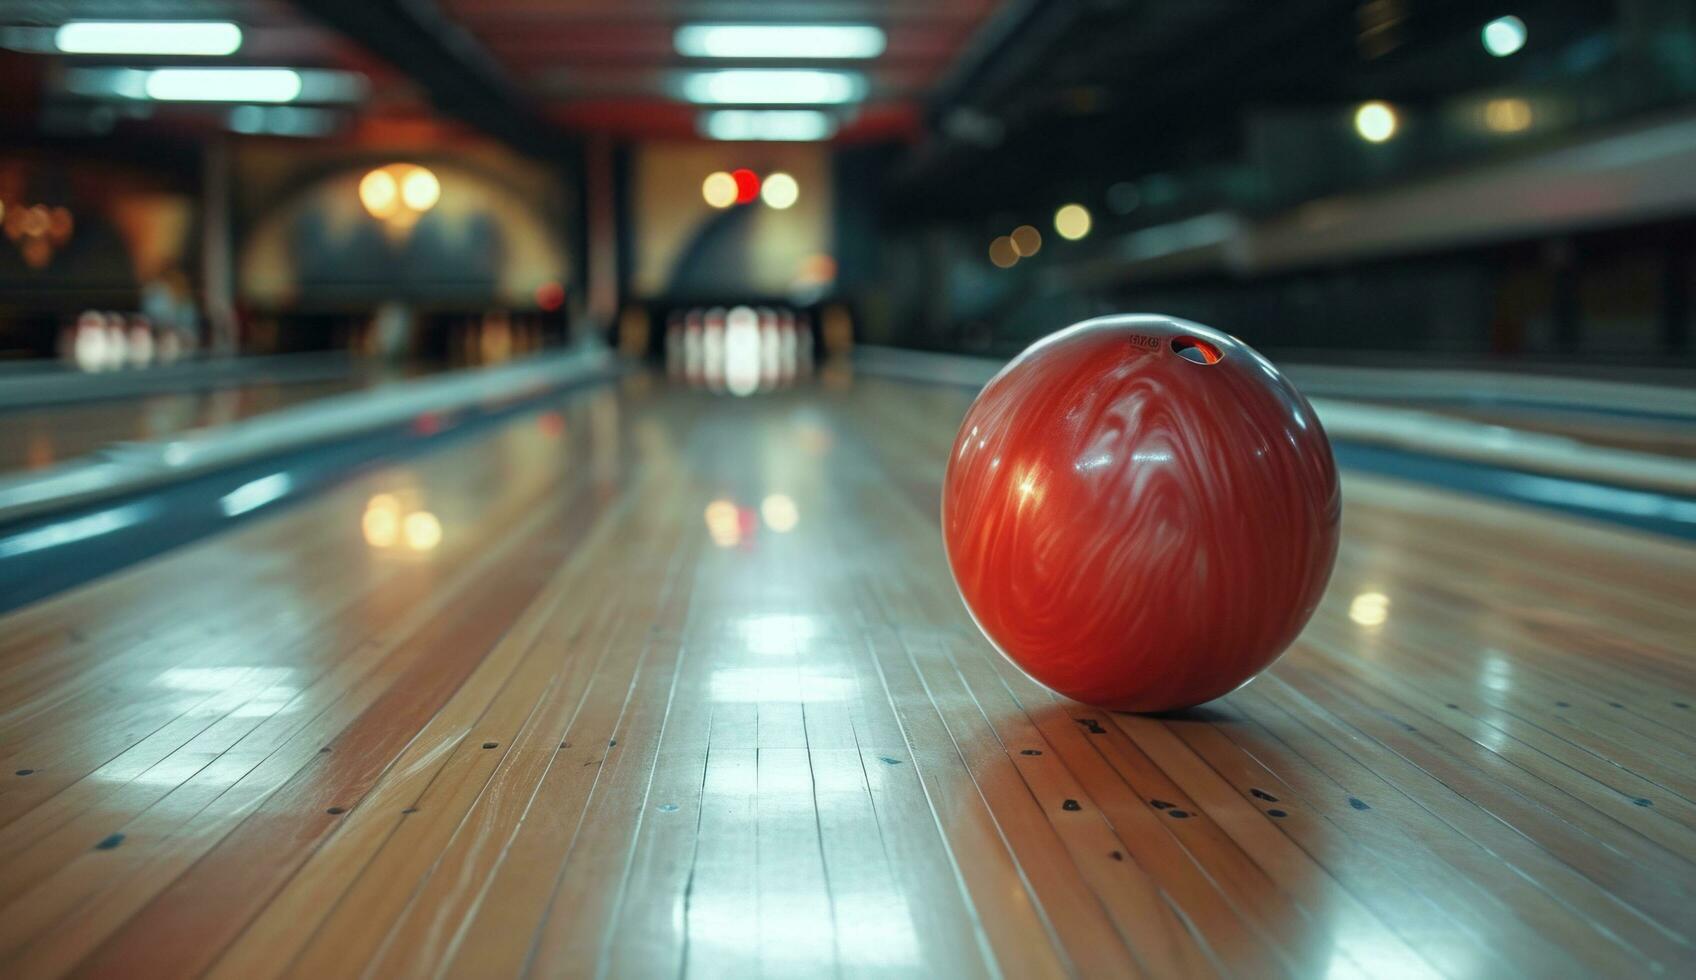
535 281 565 312
538 411 566 438
731 169 760 205
413 412 443 436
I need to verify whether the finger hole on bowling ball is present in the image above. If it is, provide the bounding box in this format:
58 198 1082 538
1170 336 1221 365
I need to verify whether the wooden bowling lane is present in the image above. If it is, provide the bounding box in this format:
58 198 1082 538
1 372 1694 978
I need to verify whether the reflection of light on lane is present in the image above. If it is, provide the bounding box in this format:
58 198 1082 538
404 511 443 551
760 493 799 532
363 494 441 552
1483 650 1514 692
710 667 855 702
684 876 920 971
0 501 159 558
153 666 302 730
220 472 292 516
1349 591 1390 628
362 493 402 548
737 613 817 655
362 507 400 548
705 499 742 548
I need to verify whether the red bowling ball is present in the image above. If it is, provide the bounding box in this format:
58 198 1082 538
942 315 1340 712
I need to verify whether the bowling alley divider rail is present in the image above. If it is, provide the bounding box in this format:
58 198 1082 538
0 345 618 528
853 344 1696 538
0 350 360 411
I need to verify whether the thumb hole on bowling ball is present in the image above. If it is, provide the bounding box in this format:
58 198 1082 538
1171 336 1221 365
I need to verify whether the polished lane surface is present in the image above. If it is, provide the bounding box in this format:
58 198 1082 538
0 372 1693 978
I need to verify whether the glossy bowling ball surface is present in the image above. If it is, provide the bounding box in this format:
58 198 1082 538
941 315 1340 713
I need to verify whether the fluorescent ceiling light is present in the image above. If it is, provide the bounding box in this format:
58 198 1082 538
701 109 835 141
56 21 243 56
65 67 361 103
145 68 301 102
675 24 885 59
681 70 865 105
229 105 338 137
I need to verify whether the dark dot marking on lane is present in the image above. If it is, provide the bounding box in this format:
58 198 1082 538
1676 702 1691 710
1020 749 1043 756
1249 788 1278 802
1149 799 1173 810
657 803 680 813
1634 798 1654 807
1402 724 1418 733
1267 809 1288 818
879 756 903 766
1077 718 1107 735
327 806 347 815
15 769 34 776
1062 799 1082 811
319 747 332 753
1349 797 1370 810
1556 701 1570 708
1609 702 1623 708
561 742 571 749
609 739 617 747
482 742 499 749
402 807 419 814
1445 703 1459 710
1167 809 1190 819
95 833 125 850
1109 851 1124 861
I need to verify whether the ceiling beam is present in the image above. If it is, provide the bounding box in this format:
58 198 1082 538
288 0 575 160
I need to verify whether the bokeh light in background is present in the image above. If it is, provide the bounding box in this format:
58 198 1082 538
760 494 799 532
534 280 565 311
1010 224 1041 257
1053 203 1091 241
400 167 440 211
359 168 397 217
701 170 737 208
403 511 443 551
731 168 761 204
988 235 1017 268
359 163 439 226
761 172 799 209
1483 97 1533 133
1482 15 1527 57
1349 591 1391 628
704 498 742 548
1353 101 1398 142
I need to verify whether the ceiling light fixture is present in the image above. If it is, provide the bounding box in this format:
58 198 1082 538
675 24 885 59
680 70 865 105
700 109 835 141
145 68 302 102
55 21 242 56
1482 15 1526 57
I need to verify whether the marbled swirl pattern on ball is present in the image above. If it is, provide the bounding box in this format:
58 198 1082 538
942 315 1341 712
